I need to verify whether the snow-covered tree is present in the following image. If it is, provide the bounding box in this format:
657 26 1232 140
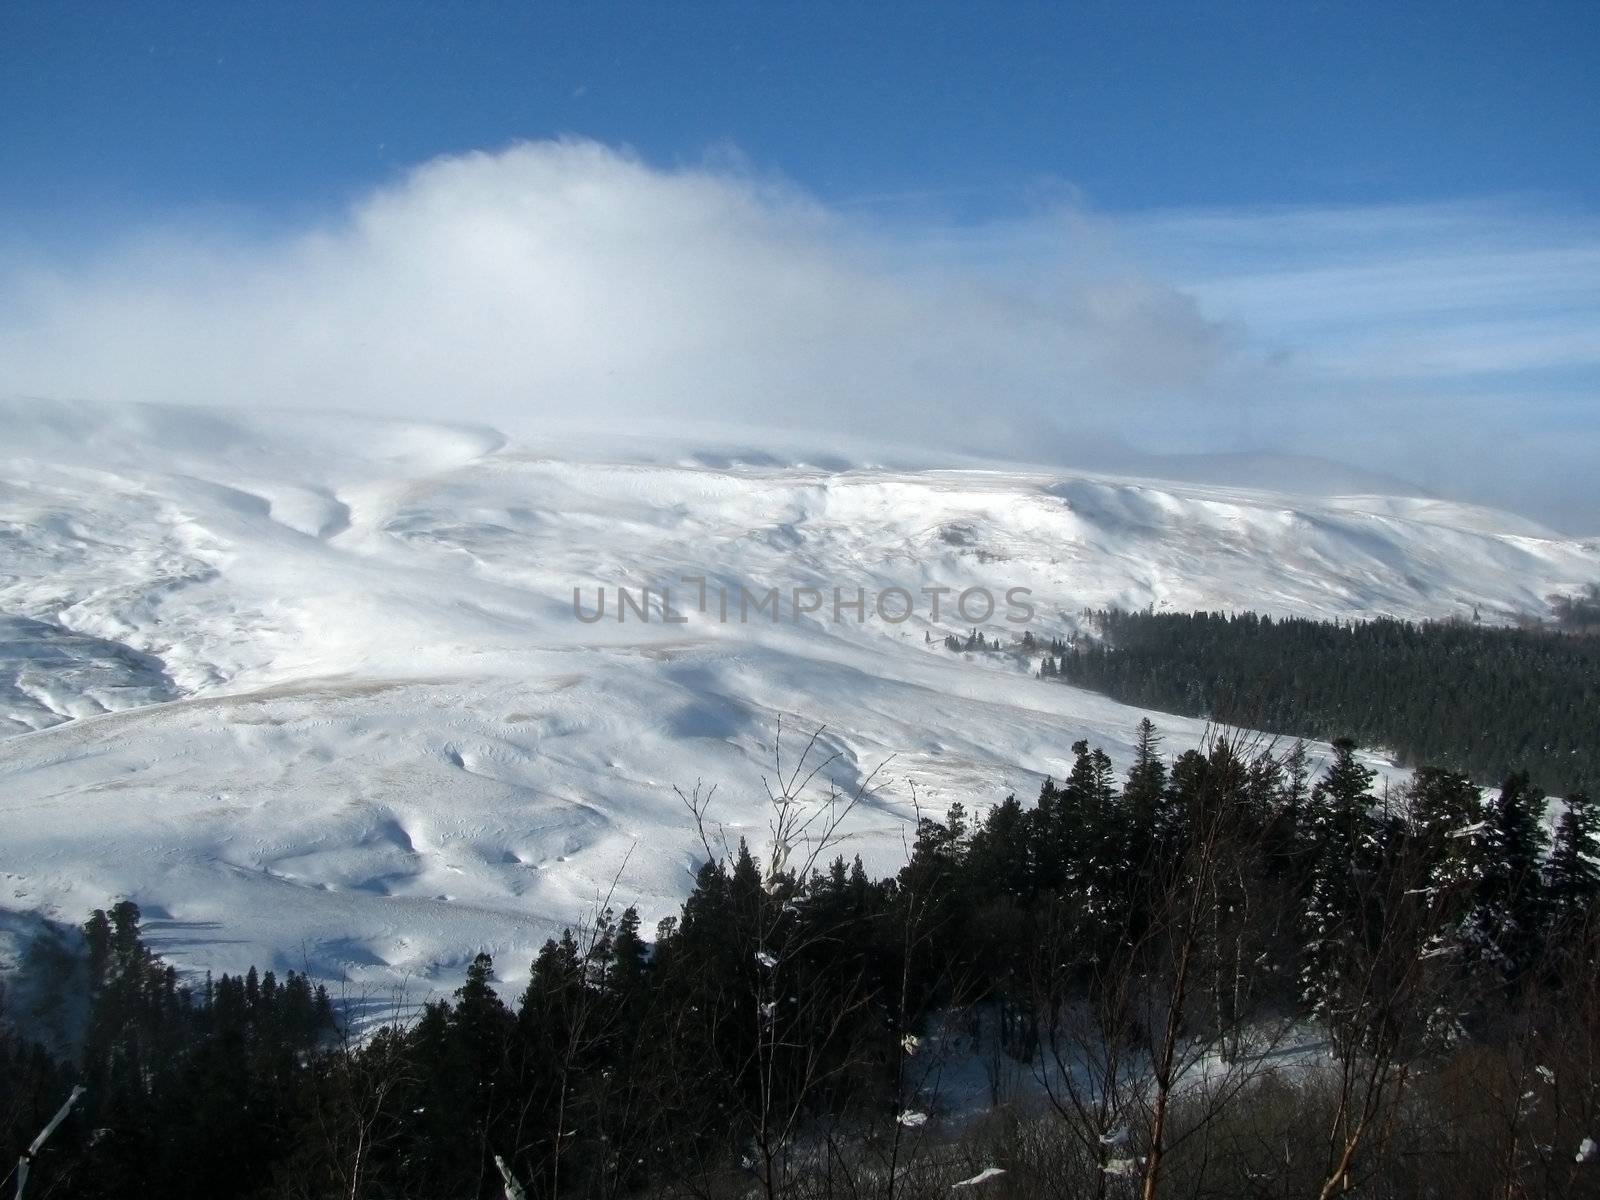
1466 772 1549 980
1298 738 1377 1021
1545 791 1599 932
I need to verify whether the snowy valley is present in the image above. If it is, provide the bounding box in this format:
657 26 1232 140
2 397 1597 1003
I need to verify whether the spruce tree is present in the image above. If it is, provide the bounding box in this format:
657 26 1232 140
1124 718 1168 860
1405 767 1488 1019
1280 740 1311 822
609 906 650 999
1469 772 1549 980
1298 738 1376 1022
1545 792 1600 932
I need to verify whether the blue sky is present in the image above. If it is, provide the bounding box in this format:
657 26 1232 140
2 3 1598 529
5 2 1597 222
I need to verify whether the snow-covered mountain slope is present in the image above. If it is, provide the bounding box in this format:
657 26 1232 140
1 398 1596 1001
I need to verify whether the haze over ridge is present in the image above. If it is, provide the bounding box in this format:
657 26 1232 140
3 140 1597 532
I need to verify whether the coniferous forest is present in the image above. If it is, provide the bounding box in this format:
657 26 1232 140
4 725 1599 1199
1034 610 1600 793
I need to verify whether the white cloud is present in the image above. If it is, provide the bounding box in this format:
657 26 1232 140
1118 200 1600 529
0 141 1595 530
1126 200 1600 378
0 140 1256 454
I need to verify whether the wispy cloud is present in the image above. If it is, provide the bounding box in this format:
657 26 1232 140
0 142 1595 530
1135 203 1599 359
0 141 1247 449
1114 200 1600 527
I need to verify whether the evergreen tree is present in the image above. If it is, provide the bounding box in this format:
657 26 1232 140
609 905 650 999
1066 740 1128 942
1407 767 1486 898
1466 773 1549 981
1280 740 1311 821
1404 767 1488 1014
1299 739 1377 1021
448 951 514 1180
1545 791 1600 931
1124 717 1168 862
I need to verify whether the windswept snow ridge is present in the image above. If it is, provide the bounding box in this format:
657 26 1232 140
0 398 1595 1001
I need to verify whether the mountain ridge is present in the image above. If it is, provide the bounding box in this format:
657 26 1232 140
1 397 1594 1000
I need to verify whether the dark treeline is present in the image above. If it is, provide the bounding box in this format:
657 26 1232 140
3 900 336 1198
4 726 1600 1198
943 630 1002 653
1038 609 1600 793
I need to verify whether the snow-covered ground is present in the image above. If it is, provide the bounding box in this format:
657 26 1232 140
2 398 1596 1003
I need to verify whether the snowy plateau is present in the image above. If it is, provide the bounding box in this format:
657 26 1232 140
2 397 1596 1009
